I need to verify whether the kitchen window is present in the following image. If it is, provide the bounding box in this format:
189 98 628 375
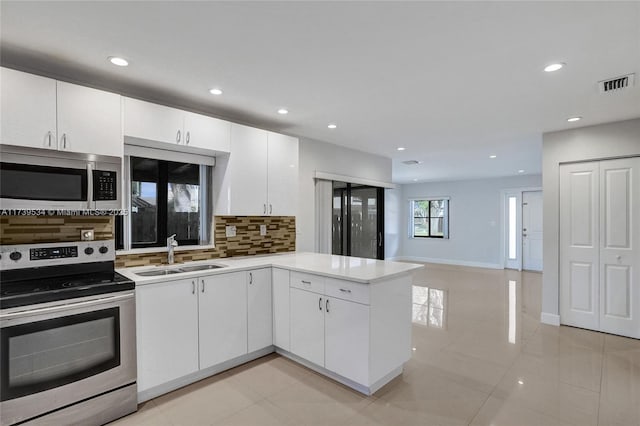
116 156 212 249
410 198 449 238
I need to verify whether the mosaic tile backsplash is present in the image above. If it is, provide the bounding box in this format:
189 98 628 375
0 215 295 268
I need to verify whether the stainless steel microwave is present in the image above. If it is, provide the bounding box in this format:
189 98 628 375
0 145 122 211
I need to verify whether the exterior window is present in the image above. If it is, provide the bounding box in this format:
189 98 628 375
410 199 449 238
117 157 210 249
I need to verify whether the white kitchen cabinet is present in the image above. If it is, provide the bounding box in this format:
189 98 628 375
272 268 291 351
324 297 370 385
123 97 230 153
214 123 298 216
199 271 248 369
136 278 199 393
266 132 298 216
56 81 122 157
1 67 57 150
247 268 273 352
0 68 122 157
290 288 325 367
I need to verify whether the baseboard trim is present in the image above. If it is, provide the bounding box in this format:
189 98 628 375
540 312 560 326
391 256 503 270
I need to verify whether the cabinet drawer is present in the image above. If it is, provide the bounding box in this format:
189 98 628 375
325 278 370 305
290 271 325 294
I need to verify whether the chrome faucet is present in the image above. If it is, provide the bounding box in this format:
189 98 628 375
167 234 178 264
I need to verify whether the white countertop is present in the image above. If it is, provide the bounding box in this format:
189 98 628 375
117 252 423 285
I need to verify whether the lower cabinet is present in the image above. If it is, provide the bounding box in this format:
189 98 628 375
247 268 273 352
290 288 325 367
272 268 291 351
136 279 199 393
199 272 247 369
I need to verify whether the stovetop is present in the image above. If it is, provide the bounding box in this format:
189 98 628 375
0 262 134 309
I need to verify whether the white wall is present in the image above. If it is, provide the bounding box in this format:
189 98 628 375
396 175 542 268
297 137 392 252
541 118 640 325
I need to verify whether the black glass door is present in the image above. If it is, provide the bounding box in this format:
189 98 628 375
332 182 384 260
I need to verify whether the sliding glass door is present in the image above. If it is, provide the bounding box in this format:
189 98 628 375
332 182 384 260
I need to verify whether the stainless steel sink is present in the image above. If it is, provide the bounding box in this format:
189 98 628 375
135 269 182 277
177 264 226 272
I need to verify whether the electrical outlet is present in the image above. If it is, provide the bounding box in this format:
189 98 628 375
81 229 94 241
260 225 267 236
225 225 237 238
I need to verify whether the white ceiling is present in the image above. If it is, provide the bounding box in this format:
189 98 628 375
1 1 639 183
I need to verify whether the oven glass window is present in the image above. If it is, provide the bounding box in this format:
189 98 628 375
0 163 87 201
1 308 120 401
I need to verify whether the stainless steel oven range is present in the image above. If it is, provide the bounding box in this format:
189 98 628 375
0 240 137 426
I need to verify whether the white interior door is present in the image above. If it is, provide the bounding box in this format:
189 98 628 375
560 162 600 331
522 191 543 271
598 157 640 338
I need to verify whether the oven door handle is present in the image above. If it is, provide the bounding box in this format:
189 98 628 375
0 292 134 320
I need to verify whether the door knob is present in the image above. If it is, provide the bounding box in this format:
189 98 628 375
523 234 527 237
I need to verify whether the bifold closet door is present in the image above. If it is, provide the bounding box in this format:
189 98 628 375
560 162 601 331
560 157 640 339
598 157 640 338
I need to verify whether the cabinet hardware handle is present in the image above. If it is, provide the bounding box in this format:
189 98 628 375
269 204 272 214
249 272 253 285
201 279 205 293
62 133 67 149
378 232 382 247
326 299 330 313
186 131 190 145
192 281 195 294
616 255 622 260
177 130 181 143
339 288 352 293
47 131 52 147
302 280 311 285
319 297 323 311
263 204 266 214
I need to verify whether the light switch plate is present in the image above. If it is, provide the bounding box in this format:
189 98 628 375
81 229 94 241
225 225 237 237
260 225 267 236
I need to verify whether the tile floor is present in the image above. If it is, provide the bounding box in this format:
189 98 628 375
111 263 640 426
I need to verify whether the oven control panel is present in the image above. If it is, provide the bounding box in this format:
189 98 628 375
93 170 117 201
30 246 78 260
1 240 115 270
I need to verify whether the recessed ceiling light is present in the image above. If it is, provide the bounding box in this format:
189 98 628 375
412 347 417 351
108 56 129 67
209 88 223 96
328 124 337 129
567 116 582 122
397 147 406 151
277 108 289 115
544 63 564 72
518 380 524 385
518 169 525 173
489 155 497 159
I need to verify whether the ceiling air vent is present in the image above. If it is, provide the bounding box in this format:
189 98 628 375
599 73 635 93
402 160 422 165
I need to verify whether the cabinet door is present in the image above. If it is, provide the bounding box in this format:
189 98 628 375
227 124 268 215
1 68 57 150
272 268 291 351
325 297 370 385
184 111 231 152
123 97 184 145
247 268 273 352
199 272 248 369
57 81 122 157
136 279 199 392
290 288 324 366
267 132 298 216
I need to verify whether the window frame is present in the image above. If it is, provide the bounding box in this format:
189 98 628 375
409 197 450 239
117 155 212 251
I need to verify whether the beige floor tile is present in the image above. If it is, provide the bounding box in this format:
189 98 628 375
598 349 640 426
217 400 295 426
109 400 174 426
470 395 574 426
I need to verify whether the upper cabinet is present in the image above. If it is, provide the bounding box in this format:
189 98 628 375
214 123 298 216
123 97 230 153
0 68 122 157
